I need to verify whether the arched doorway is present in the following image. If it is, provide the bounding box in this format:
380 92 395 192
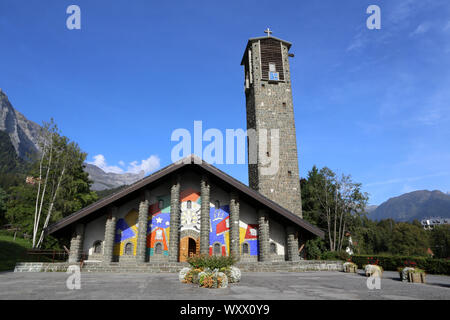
188 238 197 257
179 236 199 262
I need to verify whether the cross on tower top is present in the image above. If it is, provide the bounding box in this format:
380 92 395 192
264 28 272 37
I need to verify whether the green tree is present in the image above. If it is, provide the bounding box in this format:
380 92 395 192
0 187 7 225
301 165 368 251
391 222 430 256
5 119 97 248
5 184 36 234
430 225 450 258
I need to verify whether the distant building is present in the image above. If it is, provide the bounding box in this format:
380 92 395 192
421 217 450 230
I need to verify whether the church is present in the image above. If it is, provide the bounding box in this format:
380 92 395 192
46 31 324 265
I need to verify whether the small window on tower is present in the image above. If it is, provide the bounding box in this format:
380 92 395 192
288 171 292 176
269 63 279 81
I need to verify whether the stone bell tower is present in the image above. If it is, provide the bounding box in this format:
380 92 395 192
241 29 302 218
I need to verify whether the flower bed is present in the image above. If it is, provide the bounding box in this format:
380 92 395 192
179 255 240 289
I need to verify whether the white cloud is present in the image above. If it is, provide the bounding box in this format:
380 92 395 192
88 154 161 175
127 155 160 175
88 154 124 174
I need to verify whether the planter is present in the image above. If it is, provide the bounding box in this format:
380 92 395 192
364 264 382 277
343 262 357 273
408 272 426 284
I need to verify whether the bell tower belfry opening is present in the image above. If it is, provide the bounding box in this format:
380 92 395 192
241 29 303 218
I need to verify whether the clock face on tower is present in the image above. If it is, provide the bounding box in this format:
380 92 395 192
180 200 201 232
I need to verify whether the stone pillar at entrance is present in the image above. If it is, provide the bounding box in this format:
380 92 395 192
103 207 117 264
136 192 149 263
169 175 181 262
286 226 300 262
200 175 210 255
68 223 85 263
257 209 270 262
229 191 240 261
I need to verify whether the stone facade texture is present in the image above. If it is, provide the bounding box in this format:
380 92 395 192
229 191 240 261
14 261 343 273
257 209 270 262
200 175 210 255
169 175 181 262
136 199 149 263
103 209 117 263
286 226 300 262
244 38 303 218
68 224 85 263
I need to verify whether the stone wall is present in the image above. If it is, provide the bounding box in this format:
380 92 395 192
14 260 343 273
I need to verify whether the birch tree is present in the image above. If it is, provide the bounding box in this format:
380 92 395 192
31 119 97 248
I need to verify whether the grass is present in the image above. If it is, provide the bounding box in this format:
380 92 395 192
0 233 32 272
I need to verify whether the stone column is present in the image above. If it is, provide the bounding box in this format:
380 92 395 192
136 195 149 263
68 224 85 263
286 226 300 262
169 175 181 262
257 209 270 262
229 191 240 261
200 175 210 256
103 207 117 264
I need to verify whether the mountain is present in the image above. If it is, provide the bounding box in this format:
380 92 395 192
369 190 450 222
0 89 144 191
0 89 41 159
84 163 145 191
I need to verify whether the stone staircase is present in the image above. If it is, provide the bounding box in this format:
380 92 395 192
14 260 343 273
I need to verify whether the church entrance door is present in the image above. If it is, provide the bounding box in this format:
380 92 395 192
188 238 196 257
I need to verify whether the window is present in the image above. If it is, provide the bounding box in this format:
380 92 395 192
124 242 133 255
93 240 102 254
269 63 276 72
155 242 162 254
187 200 192 209
288 171 292 176
215 200 220 210
158 199 164 210
242 242 249 254
270 242 277 254
213 243 221 256
269 63 279 81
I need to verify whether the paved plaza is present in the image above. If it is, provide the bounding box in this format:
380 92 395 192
0 270 449 300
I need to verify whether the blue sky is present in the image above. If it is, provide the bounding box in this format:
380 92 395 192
1 0 449 205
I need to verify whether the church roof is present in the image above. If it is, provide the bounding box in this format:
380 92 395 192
240 35 292 66
46 155 324 238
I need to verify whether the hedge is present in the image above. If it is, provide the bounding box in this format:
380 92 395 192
349 255 450 275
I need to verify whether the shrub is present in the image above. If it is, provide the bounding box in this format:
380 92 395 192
187 255 235 270
351 254 450 275
199 271 228 288
321 250 349 261
220 266 241 283
304 237 325 259
185 268 203 284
